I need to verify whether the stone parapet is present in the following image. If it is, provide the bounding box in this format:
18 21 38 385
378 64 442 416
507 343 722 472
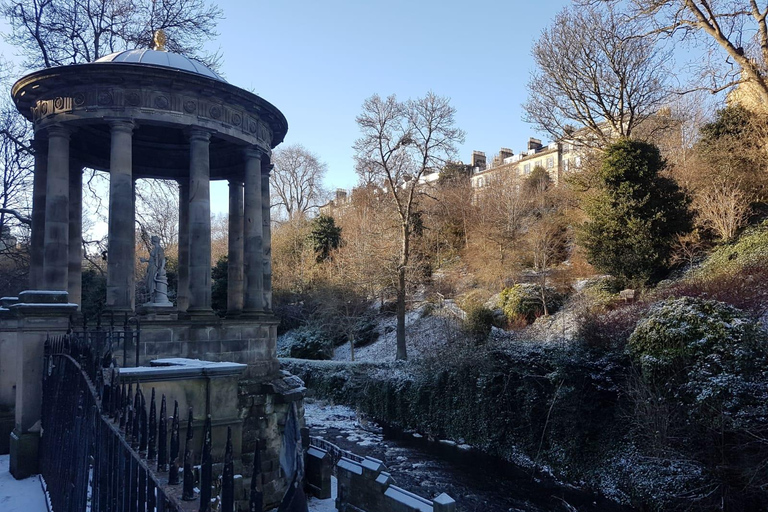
135 316 280 375
119 358 246 462
336 456 456 512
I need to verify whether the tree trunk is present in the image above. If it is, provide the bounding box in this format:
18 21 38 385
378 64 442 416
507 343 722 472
396 264 407 360
396 223 409 361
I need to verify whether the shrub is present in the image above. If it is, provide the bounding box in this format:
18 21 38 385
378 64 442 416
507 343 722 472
498 283 561 324
462 304 495 343
352 315 379 348
627 297 768 507
278 327 332 360
628 297 768 386
580 276 623 311
576 302 647 350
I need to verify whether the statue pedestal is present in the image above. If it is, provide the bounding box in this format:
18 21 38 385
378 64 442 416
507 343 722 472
137 304 176 321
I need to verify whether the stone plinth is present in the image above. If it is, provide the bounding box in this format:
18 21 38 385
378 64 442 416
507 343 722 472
135 316 280 377
0 296 19 455
5 290 77 478
239 371 306 509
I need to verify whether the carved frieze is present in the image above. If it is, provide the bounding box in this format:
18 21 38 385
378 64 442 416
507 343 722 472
126 91 141 106
26 85 280 151
97 90 113 106
154 95 170 109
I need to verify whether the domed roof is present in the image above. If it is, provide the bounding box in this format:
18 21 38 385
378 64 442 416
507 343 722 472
94 49 225 82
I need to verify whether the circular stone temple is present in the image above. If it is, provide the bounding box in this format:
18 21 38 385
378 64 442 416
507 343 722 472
5 46 307 507
12 48 286 319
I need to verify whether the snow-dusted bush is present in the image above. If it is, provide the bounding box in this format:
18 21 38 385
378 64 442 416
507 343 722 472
498 283 562 324
629 297 768 405
628 297 768 508
462 303 495 342
277 326 332 360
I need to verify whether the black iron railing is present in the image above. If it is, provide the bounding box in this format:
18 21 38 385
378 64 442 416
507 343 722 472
309 435 364 468
41 333 265 512
72 312 142 368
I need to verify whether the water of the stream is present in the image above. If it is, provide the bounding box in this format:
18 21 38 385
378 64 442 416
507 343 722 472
304 400 635 512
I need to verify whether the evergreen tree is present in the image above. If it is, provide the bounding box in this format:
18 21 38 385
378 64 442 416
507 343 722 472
308 215 341 262
211 256 228 316
579 139 692 284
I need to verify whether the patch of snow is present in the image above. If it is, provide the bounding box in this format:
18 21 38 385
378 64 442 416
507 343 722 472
306 476 337 512
0 455 49 512
333 308 463 363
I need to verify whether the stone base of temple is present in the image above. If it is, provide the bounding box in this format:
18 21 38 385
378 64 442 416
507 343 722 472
134 316 280 373
0 409 14 455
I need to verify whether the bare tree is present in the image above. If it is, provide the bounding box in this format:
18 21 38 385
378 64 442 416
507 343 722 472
354 92 464 360
604 0 768 105
0 100 32 233
474 172 531 286
2 0 223 69
135 179 179 252
270 144 329 221
696 178 752 241
524 3 670 146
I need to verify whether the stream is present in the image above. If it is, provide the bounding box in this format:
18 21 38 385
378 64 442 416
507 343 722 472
304 399 635 512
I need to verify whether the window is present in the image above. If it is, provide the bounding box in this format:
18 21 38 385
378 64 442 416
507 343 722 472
523 163 531 174
575 156 582 167
477 177 484 187
546 157 554 169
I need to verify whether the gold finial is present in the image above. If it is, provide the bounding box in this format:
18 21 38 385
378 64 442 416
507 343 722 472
153 29 167 51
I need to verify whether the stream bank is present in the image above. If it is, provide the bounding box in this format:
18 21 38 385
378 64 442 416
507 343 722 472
304 399 634 512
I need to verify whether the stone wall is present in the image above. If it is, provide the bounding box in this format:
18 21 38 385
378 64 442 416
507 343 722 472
238 370 305 508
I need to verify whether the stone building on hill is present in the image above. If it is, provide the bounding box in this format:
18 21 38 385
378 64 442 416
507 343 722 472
469 137 581 191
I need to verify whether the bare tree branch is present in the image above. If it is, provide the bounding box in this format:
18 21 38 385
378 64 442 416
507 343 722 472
524 3 671 147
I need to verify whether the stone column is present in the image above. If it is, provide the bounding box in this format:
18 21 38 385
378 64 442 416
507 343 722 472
242 148 264 314
187 128 213 315
42 125 71 291
68 162 83 309
177 179 190 312
261 163 273 312
227 179 244 316
29 136 47 290
106 120 135 313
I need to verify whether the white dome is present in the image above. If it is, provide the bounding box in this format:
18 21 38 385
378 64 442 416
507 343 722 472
94 49 225 82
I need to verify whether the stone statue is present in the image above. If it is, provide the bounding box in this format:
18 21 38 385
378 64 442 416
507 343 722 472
141 235 172 306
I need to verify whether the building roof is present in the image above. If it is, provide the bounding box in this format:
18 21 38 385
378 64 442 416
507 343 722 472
94 49 225 82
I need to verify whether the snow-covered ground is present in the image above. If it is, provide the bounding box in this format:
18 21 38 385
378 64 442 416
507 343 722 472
332 307 464 362
306 476 337 512
0 455 48 512
1 451 333 512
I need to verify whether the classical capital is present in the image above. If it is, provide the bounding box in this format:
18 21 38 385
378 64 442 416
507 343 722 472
108 119 135 134
46 124 72 140
189 127 213 143
242 146 265 160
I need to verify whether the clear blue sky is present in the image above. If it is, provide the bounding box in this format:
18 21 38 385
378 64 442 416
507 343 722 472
1 0 574 212
211 0 573 192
